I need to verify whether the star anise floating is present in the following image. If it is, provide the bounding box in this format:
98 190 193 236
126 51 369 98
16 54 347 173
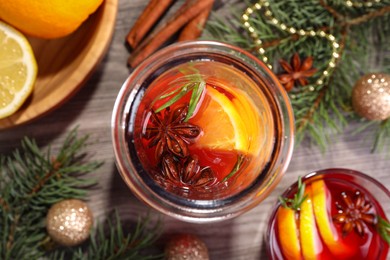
332 190 377 237
278 53 317 91
144 104 201 162
144 104 218 191
159 154 217 189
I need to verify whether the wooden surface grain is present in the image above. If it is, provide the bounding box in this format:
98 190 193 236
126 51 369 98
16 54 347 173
0 1 389 259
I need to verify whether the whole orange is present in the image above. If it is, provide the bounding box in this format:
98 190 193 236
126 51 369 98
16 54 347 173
0 0 104 39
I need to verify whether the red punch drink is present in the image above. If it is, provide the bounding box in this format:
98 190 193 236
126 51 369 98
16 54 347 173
266 169 389 259
112 41 294 222
132 61 275 199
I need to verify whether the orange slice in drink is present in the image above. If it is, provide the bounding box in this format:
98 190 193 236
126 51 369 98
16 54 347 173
190 83 271 182
311 180 354 258
299 186 322 259
190 85 249 152
276 206 302 260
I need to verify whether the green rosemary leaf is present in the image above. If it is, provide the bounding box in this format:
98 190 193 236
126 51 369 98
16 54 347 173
279 176 307 211
154 83 193 113
185 81 206 122
178 65 200 77
377 216 390 245
157 86 183 100
294 177 308 209
153 66 206 121
222 154 245 182
278 197 288 208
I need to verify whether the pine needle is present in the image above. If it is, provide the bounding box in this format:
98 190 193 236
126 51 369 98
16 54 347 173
0 128 163 259
0 128 102 259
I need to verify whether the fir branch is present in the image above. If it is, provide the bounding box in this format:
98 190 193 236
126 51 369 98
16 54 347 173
205 0 390 151
372 119 390 152
347 5 390 26
0 128 102 260
319 0 345 21
52 211 163 260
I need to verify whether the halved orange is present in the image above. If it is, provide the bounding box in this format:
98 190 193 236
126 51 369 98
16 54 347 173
190 85 249 152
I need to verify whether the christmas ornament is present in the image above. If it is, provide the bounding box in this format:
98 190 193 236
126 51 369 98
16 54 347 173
46 199 93 247
352 73 390 121
165 234 209 260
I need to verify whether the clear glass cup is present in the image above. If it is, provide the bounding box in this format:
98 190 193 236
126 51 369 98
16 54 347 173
111 41 294 223
266 168 390 259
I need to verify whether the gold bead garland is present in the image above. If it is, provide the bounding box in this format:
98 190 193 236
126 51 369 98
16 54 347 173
345 0 381 8
241 0 342 92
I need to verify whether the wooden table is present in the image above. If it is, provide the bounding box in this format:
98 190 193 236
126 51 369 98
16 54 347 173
0 1 389 259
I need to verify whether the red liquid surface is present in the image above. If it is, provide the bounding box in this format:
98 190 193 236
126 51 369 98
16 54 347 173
268 176 389 259
132 61 275 198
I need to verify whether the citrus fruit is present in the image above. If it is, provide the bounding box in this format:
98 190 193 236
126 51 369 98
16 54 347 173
311 180 354 257
0 21 37 119
0 0 104 39
190 85 250 152
276 206 302 259
299 187 322 259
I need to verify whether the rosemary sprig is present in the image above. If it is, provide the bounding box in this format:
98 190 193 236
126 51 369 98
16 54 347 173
279 176 307 211
377 216 390 245
222 154 245 182
154 67 206 122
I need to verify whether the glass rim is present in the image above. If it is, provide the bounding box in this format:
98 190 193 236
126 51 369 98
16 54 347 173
111 40 295 222
300 168 390 197
265 167 390 257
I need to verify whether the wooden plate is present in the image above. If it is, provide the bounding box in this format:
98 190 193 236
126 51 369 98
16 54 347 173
0 0 118 129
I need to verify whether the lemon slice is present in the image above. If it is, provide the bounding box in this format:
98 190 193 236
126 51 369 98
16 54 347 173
0 21 37 119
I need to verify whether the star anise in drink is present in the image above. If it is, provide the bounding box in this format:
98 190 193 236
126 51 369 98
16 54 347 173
277 53 317 91
158 154 218 190
332 190 377 237
144 104 201 161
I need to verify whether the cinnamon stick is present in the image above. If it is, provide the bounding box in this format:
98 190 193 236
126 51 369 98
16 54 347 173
178 0 214 41
128 0 214 68
126 0 175 49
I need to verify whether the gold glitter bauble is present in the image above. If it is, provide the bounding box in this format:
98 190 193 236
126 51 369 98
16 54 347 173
46 199 93 247
165 234 209 260
352 73 390 121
